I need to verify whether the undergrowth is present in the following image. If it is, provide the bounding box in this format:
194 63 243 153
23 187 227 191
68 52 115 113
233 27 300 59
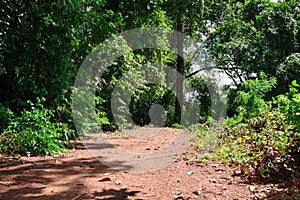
0 98 75 156
194 76 300 182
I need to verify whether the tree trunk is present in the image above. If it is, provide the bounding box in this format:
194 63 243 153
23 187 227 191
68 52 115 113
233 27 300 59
175 15 184 123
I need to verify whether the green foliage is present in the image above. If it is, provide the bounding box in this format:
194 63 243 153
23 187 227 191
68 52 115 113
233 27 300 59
206 0 299 90
273 80 300 130
210 80 300 181
0 0 121 131
171 123 181 129
186 76 211 123
130 84 175 126
0 104 14 133
219 110 299 181
192 121 224 162
230 72 276 123
0 98 74 156
274 53 300 95
95 51 175 131
1 1 77 105
95 96 110 126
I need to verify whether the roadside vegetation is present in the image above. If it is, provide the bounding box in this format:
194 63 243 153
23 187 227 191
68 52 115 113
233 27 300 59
194 76 300 182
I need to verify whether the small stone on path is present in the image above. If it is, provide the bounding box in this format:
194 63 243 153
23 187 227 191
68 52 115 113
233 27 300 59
99 177 111 182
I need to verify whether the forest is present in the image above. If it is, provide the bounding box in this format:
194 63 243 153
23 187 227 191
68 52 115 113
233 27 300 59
0 0 299 182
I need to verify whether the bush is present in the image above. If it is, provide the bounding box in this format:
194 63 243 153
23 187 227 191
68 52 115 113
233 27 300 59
213 80 300 181
233 72 276 122
194 78 300 181
0 98 74 156
273 80 300 130
219 110 300 181
0 104 14 133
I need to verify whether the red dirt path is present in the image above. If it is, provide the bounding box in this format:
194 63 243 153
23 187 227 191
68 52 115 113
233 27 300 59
0 128 299 200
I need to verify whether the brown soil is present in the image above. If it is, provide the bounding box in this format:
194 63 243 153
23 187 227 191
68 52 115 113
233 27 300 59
0 128 299 200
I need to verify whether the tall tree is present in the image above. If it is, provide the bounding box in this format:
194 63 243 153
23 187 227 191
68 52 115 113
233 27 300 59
162 0 211 123
175 15 184 122
205 0 299 93
0 0 121 122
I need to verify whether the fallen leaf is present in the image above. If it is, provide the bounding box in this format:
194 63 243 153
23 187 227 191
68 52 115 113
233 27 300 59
241 164 250 175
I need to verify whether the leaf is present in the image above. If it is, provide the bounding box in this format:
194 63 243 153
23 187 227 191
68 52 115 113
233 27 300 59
292 80 299 87
244 135 251 141
236 137 243 143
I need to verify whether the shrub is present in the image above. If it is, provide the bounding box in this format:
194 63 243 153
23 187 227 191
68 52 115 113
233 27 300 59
273 80 300 130
214 80 300 181
233 72 276 122
220 110 300 181
0 98 74 156
0 104 14 133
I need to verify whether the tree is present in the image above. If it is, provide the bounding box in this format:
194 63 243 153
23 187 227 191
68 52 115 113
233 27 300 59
161 0 212 123
205 0 299 93
0 0 121 124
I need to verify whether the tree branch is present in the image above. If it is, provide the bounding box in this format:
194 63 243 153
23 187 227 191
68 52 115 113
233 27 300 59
185 65 243 79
